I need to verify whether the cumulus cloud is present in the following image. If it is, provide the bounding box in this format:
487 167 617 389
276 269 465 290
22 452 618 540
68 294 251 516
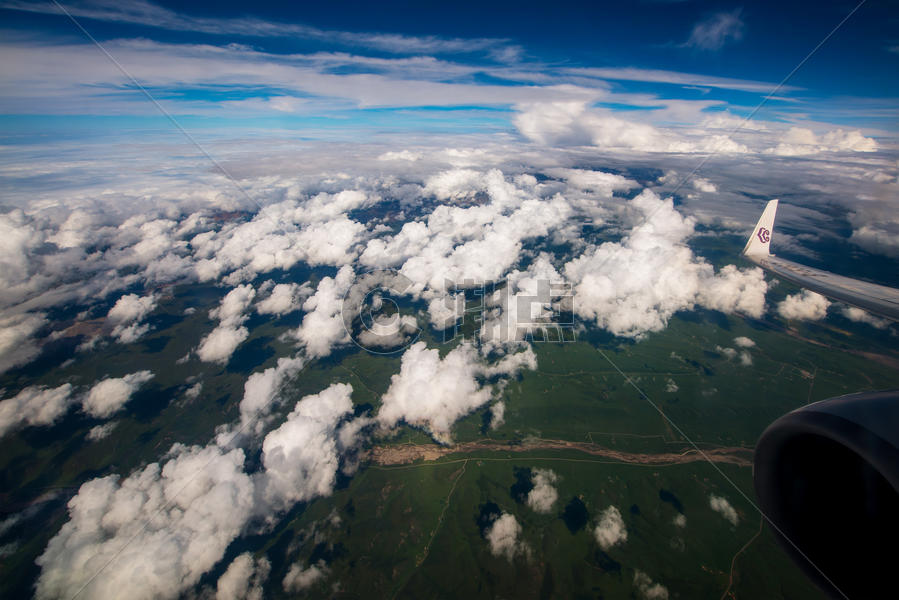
564 190 766 338
356 314 419 349
255 282 313 316
684 9 744 51
107 293 158 343
548 168 638 196
673 514 686 528
767 127 877 156
0 312 47 374
283 562 326 592
377 341 535 443
665 379 679 393
192 197 368 284
256 383 359 515
37 379 361 600
692 177 717 193
489 400 506 429
593 505 628 550
733 336 755 348
634 571 670 600
850 223 899 258
216 553 270 600
840 305 891 329
364 170 571 300
35 443 257 600
479 254 570 350
221 356 306 441
484 512 525 560
86 422 118 441
0 384 74 438
526 469 559 513
292 266 354 358
716 346 737 360
715 345 752 366
377 342 491 442
777 290 830 321
515 102 748 154
709 494 739 526
197 285 256 363
83 370 154 419
427 293 465 330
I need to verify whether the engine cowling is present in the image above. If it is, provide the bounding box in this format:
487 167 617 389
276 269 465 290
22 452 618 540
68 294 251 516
754 390 899 599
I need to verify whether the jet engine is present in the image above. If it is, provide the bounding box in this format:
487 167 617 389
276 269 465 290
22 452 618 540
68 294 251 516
754 390 899 599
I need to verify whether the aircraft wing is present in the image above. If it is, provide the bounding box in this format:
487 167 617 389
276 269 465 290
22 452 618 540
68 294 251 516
742 199 899 322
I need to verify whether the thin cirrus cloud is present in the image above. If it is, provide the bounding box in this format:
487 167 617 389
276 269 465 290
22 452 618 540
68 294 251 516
564 66 798 94
0 0 522 58
682 9 745 51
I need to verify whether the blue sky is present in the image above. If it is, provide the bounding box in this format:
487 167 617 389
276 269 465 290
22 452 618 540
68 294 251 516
1 0 896 142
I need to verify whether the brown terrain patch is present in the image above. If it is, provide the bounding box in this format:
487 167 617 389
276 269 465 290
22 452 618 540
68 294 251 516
365 438 753 467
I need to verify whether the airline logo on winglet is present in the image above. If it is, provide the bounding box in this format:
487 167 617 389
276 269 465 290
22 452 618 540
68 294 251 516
742 199 777 258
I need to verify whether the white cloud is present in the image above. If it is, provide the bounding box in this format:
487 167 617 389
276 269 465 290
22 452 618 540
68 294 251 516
673 514 686 528
283 562 326 592
593 505 628 550
255 282 312 316
184 382 203 401
83 370 154 418
684 9 744 51
840 305 891 329
211 285 257 324
777 290 830 321
220 356 306 442
377 342 493 443
547 168 638 196
427 293 465 330
196 326 250 364
515 101 751 154
0 384 74 438
38 377 360 600
197 285 256 364
107 293 158 343
733 336 755 348
478 254 569 350
356 314 419 350
709 494 739 526
692 178 717 193
3 0 518 58
767 127 877 156
634 571 669 600
377 341 535 443
86 422 118 441
665 379 679 393
565 67 793 94
526 469 559 513
292 265 355 359
216 553 270 600
564 190 766 338
716 346 737 360
850 223 899 258
256 383 359 515
35 443 257 600
489 401 506 429
0 312 47 374
485 512 525 560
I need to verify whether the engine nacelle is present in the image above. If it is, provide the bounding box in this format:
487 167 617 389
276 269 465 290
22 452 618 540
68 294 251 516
754 390 899 599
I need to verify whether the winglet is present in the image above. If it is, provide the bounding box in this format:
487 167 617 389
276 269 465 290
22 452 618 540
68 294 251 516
743 199 778 257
